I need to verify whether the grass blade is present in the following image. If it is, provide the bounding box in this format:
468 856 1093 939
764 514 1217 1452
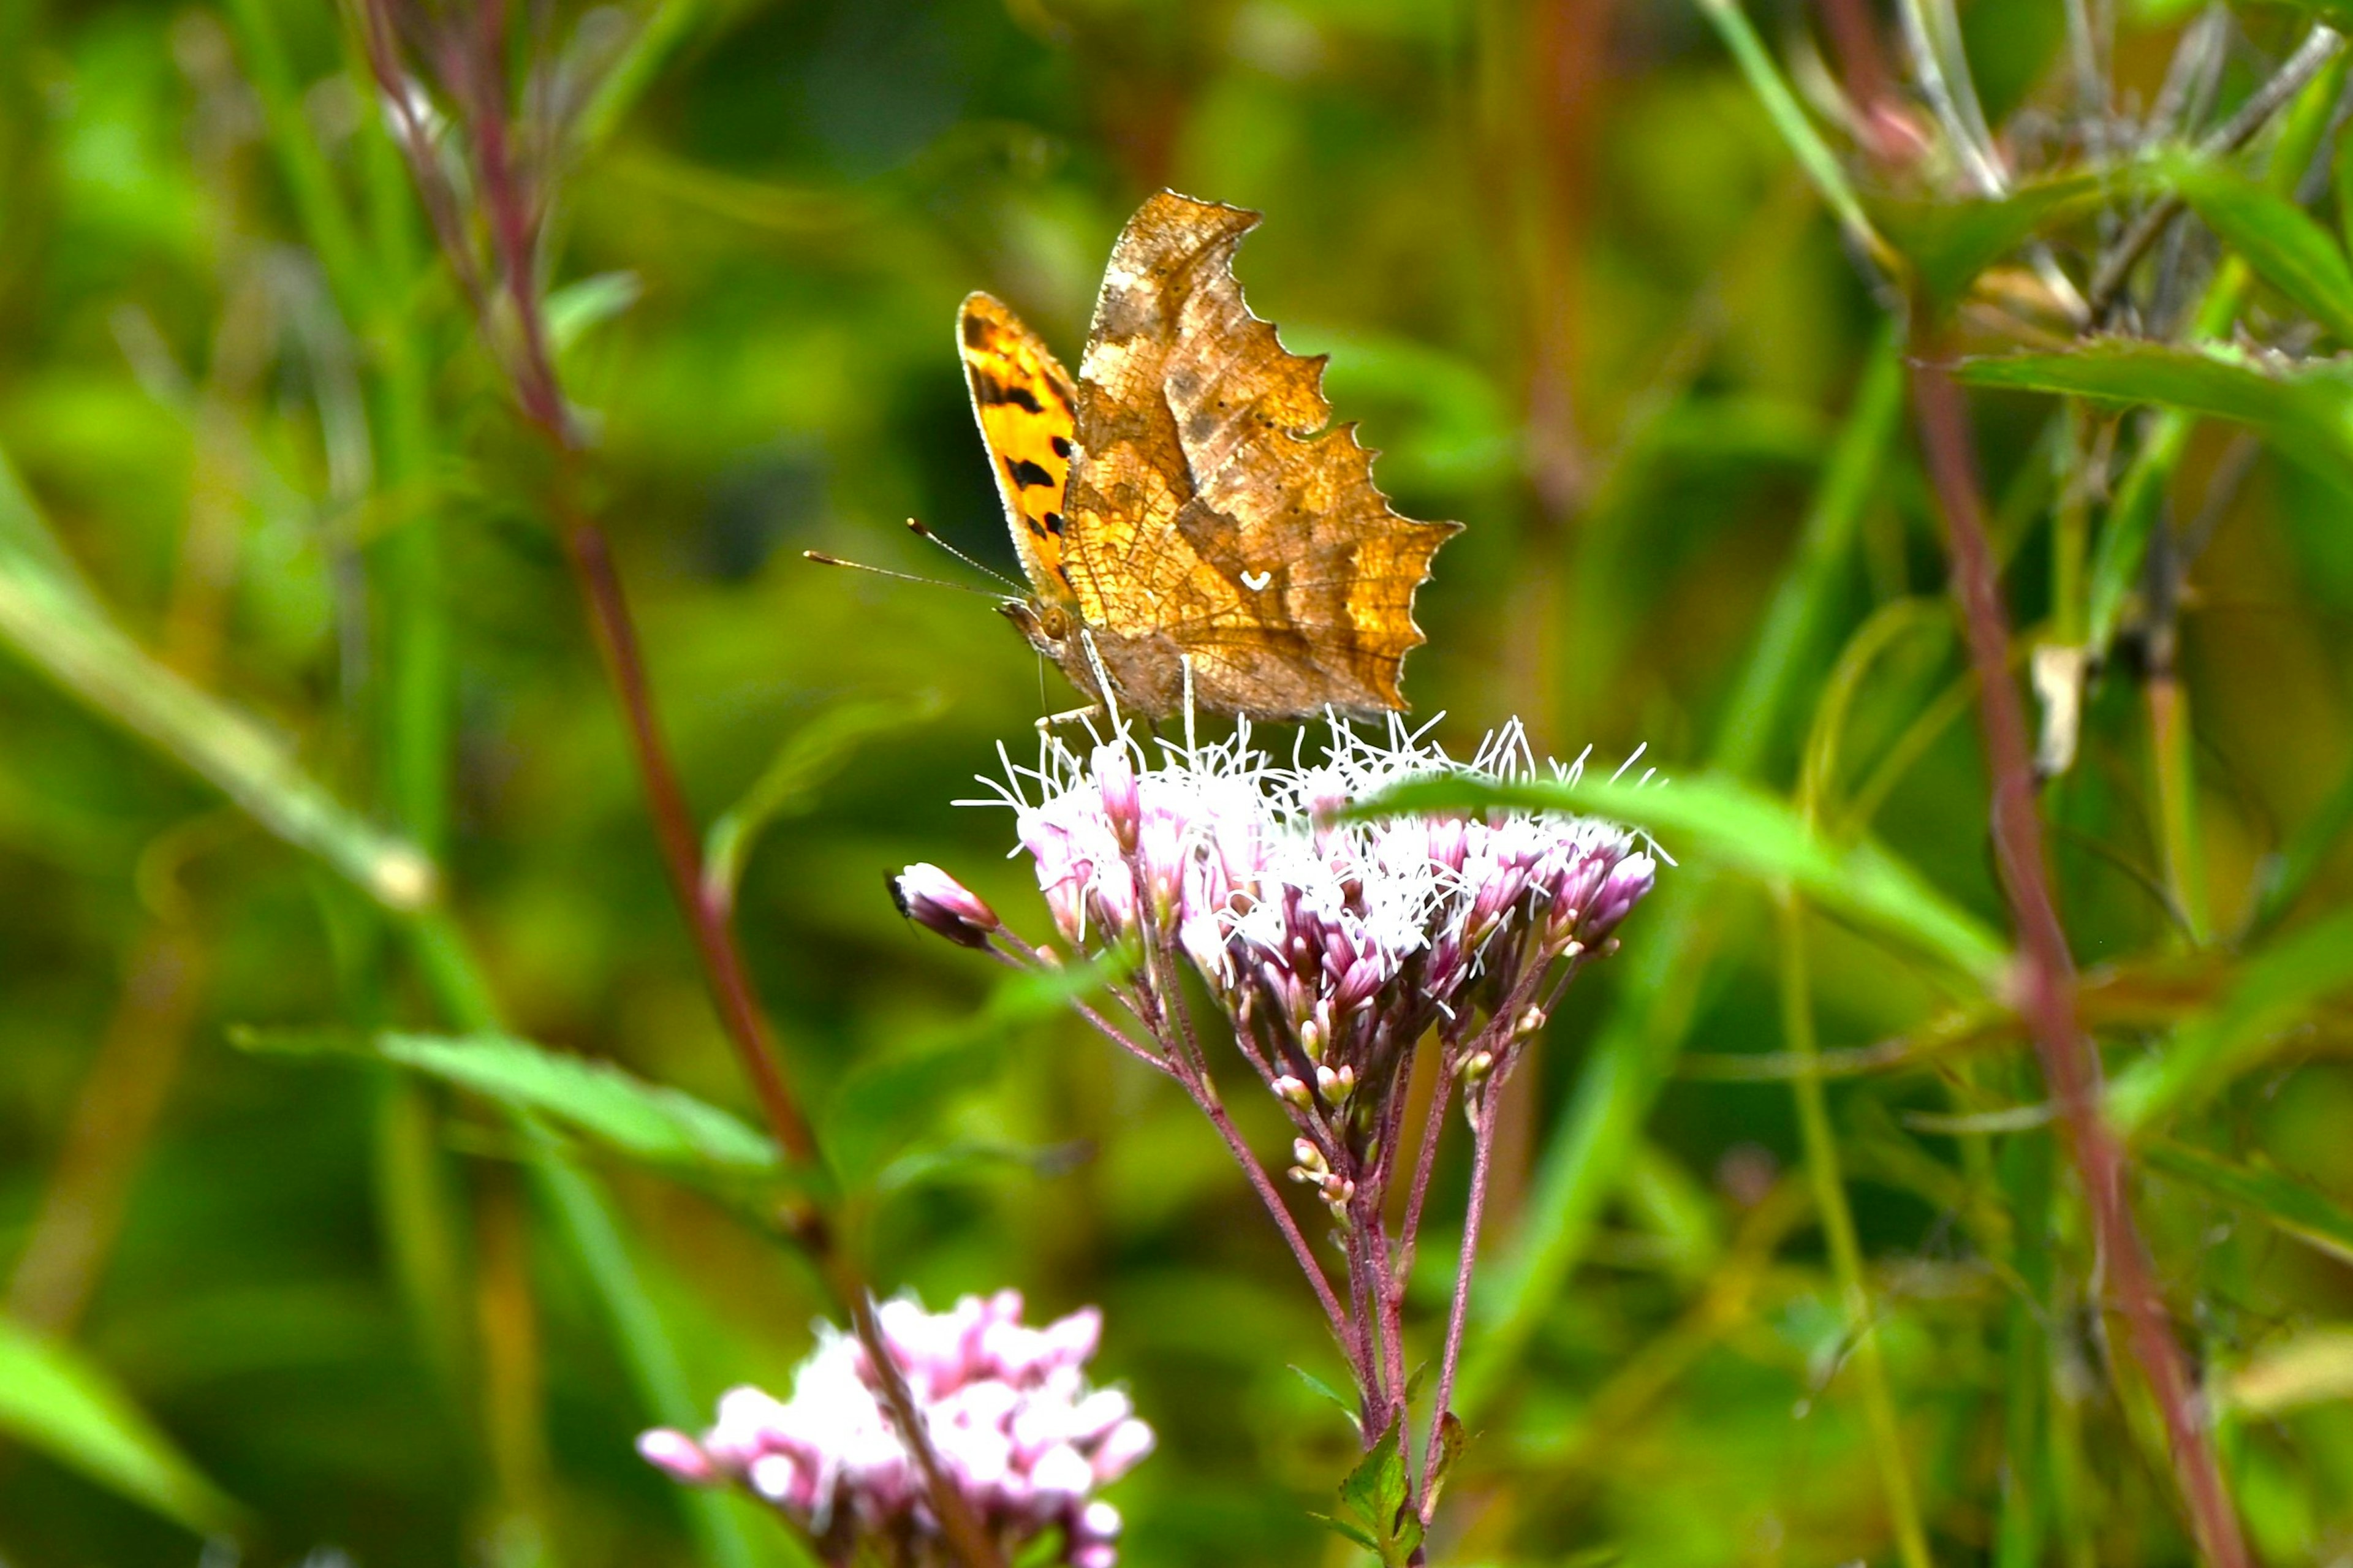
1355 770 2007 987
2144 1140 2353 1265
2107 904 2353 1135
0 1319 244 1537
0 452 436 911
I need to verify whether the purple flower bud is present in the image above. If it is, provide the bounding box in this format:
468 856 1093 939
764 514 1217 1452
1582 851 1656 940
638 1428 719 1485
892 863 1001 949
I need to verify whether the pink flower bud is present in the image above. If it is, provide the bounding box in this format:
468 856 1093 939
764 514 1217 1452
1093 1418 1156 1480
637 1428 719 1485
1040 1306 1102 1368
1272 1074 1311 1108
1094 744 1141 852
892 863 1001 949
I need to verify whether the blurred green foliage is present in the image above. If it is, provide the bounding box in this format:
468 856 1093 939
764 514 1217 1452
4 0 2353 1565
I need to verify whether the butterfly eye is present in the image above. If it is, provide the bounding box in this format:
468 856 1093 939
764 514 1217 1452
1039 605 1072 641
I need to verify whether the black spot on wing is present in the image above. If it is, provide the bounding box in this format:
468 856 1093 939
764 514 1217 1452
1051 435 1072 458
1002 385 1044 414
1043 512 1064 534
961 313 991 347
1006 456 1056 489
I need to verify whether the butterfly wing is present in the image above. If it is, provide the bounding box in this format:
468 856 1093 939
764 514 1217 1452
1060 192 1459 717
958 292 1080 601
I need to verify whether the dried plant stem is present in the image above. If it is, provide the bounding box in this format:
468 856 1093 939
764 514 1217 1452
2086 25 2344 316
1909 358 2248 1568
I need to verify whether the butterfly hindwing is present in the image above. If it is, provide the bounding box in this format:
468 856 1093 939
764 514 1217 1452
1060 192 1459 716
958 292 1080 600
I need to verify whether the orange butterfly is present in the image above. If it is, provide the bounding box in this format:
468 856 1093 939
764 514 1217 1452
960 192 1458 721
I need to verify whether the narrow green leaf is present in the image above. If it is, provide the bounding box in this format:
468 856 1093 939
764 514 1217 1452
235 1025 784 1176
1308 1512 1382 1553
2161 151 2353 343
1352 771 2007 987
1691 0 1883 259
1289 1365 1365 1433
2108 904 2353 1134
2144 1140 2353 1264
383 1032 782 1174
1957 340 2353 496
1873 173 2108 310
0 450 437 911
0 1320 243 1536
546 270 644 350
703 691 943 906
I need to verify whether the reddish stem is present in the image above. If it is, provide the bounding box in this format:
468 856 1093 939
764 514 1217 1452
1909 361 2247 1568
1421 1082 1499 1515
559 518 817 1167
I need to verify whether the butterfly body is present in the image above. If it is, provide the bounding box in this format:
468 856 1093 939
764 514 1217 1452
962 192 1458 721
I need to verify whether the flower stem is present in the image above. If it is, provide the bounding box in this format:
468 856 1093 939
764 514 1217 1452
1420 1082 1498 1514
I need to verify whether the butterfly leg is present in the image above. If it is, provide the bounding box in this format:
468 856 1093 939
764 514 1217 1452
1034 705 1101 733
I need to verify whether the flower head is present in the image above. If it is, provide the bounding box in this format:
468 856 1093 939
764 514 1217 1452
641 1290 1150 1566
960 716 1659 1145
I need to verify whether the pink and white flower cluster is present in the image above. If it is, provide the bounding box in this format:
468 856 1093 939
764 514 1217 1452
640 1290 1151 1567
950 718 1657 1184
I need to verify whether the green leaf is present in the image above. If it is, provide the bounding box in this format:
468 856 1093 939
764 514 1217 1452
1289 1365 1366 1434
1335 1430 1423 1566
703 691 943 906
235 1026 782 1176
0 447 436 911
1351 771 2007 987
2159 151 2353 344
0 1319 243 1536
2143 1140 2353 1265
1873 173 2108 311
2107 904 2353 1134
546 270 643 350
1308 1512 1382 1553
1955 340 2353 498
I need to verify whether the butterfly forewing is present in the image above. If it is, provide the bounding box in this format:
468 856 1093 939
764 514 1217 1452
958 292 1080 600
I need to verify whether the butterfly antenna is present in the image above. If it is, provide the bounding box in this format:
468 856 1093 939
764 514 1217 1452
802 552 1002 597
905 520 1025 593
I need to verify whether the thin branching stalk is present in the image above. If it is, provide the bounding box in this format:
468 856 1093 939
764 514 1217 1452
345 7 1002 1560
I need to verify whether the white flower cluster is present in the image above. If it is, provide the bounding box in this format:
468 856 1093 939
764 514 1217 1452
640 1290 1151 1567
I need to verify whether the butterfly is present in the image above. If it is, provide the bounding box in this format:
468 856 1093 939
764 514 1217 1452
960 191 1459 721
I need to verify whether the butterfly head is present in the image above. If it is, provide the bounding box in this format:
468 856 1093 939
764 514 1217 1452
998 596 1076 661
